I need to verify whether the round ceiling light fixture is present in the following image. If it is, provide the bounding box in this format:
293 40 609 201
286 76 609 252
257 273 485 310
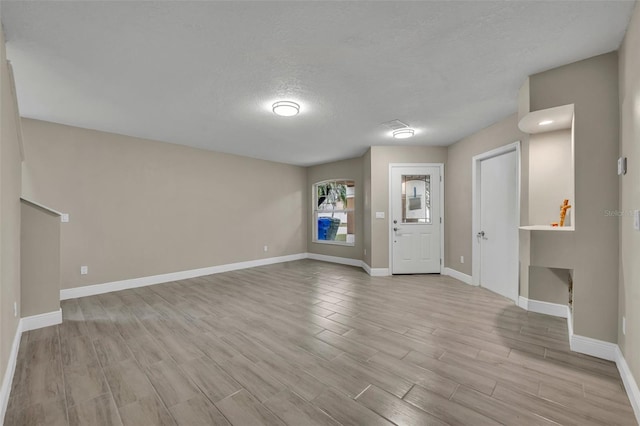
392 128 415 139
272 101 300 117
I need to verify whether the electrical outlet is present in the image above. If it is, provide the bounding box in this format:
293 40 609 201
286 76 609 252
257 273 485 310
460 256 464 264
13 302 17 317
80 266 88 275
634 210 640 231
61 213 69 223
263 245 268 252
623 317 626 335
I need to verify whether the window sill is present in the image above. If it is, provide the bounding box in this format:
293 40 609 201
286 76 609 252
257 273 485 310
312 240 355 247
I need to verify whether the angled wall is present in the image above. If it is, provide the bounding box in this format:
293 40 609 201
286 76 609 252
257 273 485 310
20 200 60 317
445 113 529 275
21 118 307 290
306 156 364 261
363 148 372 268
618 0 640 397
0 23 23 417
369 146 447 269
530 52 620 343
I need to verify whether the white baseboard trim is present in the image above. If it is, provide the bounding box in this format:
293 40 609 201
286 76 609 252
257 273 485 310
567 306 574 337
517 296 529 310
443 267 472 285
0 321 22 424
567 326 640 423
307 253 362 268
615 346 640 423
518 297 568 318
363 264 390 277
61 252 397 301
1 308 65 423
570 333 618 362
531 306 639 424
567 308 616 362
21 309 62 332
60 253 307 300
307 254 389 277
370 269 390 277
361 262 372 275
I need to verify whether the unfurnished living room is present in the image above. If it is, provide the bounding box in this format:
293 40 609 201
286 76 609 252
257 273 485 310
1 1 639 425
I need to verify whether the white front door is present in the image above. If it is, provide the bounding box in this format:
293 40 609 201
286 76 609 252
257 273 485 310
477 150 518 302
391 165 442 274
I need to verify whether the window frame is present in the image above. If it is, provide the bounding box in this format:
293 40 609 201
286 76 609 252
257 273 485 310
312 179 356 247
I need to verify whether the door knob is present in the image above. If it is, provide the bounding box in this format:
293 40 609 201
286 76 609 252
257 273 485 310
477 231 485 237
393 220 397 224
393 227 399 231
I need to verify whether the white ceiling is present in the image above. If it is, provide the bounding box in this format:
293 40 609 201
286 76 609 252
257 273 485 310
1 1 635 166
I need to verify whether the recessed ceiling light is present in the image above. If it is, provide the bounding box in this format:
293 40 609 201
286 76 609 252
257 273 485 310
272 101 300 117
393 128 415 139
538 120 554 126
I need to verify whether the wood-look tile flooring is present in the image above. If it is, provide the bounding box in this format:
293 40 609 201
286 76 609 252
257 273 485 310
6 260 637 425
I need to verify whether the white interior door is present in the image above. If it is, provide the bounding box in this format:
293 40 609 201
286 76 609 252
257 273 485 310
477 150 518 302
391 166 441 274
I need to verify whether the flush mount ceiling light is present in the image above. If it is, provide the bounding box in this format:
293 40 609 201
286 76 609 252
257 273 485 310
392 128 415 139
272 101 300 117
538 120 554 126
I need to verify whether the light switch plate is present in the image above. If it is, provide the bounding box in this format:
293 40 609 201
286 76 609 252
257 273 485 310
618 157 627 175
375 212 385 219
61 213 69 223
80 266 88 275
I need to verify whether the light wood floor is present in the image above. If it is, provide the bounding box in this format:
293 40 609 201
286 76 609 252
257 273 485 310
5 260 637 425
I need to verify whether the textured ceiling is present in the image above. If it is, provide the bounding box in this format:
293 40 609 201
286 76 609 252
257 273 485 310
1 1 635 166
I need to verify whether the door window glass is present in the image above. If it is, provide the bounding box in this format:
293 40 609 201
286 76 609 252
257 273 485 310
401 175 431 223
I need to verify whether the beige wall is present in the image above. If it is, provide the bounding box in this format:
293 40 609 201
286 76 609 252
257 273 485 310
530 52 620 343
370 145 448 269
0 25 23 395
618 1 640 392
21 118 307 290
520 229 575 302
363 148 372 267
528 129 574 226
517 77 530 123
20 200 60 317
445 114 529 275
529 266 570 305
306 156 363 261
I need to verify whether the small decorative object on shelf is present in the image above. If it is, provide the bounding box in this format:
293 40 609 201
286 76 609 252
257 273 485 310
551 223 559 227
559 199 572 227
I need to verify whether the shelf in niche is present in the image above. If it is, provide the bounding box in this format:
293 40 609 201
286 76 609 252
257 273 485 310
518 104 574 134
519 225 574 231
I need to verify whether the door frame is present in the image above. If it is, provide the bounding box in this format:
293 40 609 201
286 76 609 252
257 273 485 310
471 141 521 289
388 163 445 275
